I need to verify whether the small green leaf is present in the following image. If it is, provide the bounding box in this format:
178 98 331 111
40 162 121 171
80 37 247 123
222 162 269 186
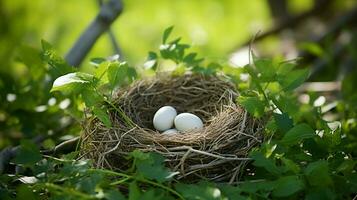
272 175 304 197
144 52 158 70
240 181 275 195
274 113 293 133
130 150 175 182
278 68 310 91
281 123 315 144
94 62 110 83
51 72 93 93
250 151 281 175
254 58 276 82
162 26 174 44
41 40 74 77
176 182 223 200
238 96 265 117
12 140 42 166
104 190 126 200
277 62 295 75
92 106 112 127
81 89 104 107
90 57 107 66
304 160 332 187
127 67 138 82
107 62 129 89
281 157 300 173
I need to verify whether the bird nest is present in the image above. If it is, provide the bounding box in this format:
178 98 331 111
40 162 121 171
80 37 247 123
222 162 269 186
80 74 264 183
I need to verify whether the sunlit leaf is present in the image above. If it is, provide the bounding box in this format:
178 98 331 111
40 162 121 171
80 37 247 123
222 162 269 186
107 62 129 89
51 72 93 93
238 96 265 117
162 26 174 44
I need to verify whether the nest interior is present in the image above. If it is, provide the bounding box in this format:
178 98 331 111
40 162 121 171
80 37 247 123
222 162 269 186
80 74 263 183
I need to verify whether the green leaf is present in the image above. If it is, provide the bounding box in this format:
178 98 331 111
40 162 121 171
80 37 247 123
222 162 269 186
12 140 42 166
240 181 275 195
281 157 300 173
81 89 104 107
127 67 138 83
16 185 38 200
272 175 304 197
76 173 103 194
218 185 245 200
254 58 276 82
90 57 107 66
162 26 174 44
281 123 315 145
92 106 112 127
41 40 74 77
50 72 93 93
144 52 158 70
250 151 281 175
304 160 332 187
130 150 175 182
94 61 110 81
238 96 265 117
277 62 295 76
278 68 309 91
274 113 293 133
176 182 223 200
129 181 141 200
104 190 126 200
107 62 129 89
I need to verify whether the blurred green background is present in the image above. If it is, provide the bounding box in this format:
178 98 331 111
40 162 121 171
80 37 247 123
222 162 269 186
1 0 356 149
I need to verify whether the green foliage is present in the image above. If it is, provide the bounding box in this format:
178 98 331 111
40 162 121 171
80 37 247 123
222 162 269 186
280 123 315 145
49 53 138 127
2 28 356 200
12 140 42 166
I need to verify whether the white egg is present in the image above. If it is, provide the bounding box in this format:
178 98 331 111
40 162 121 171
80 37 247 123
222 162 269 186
162 128 179 135
153 106 177 131
174 113 203 132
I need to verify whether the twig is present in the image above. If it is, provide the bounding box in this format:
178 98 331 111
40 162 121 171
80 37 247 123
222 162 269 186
65 0 123 67
168 146 252 161
42 136 80 155
232 0 333 51
98 0 123 58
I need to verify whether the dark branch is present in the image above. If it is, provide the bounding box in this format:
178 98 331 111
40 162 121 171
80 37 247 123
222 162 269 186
65 0 123 67
232 0 333 51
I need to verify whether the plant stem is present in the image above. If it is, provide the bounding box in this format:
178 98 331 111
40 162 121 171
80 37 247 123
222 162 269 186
91 169 185 200
38 183 95 199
